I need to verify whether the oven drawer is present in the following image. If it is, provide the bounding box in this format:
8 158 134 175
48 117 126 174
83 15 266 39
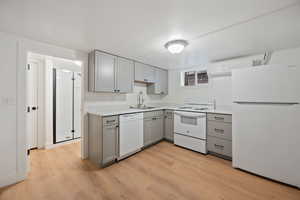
207 136 232 157
174 111 206 139
208 121 232 141
174 133 207 154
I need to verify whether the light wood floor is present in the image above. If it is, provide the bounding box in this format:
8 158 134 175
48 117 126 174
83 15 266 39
0 141 299 200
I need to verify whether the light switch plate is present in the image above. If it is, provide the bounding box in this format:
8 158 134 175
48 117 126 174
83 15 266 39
0 97 16 105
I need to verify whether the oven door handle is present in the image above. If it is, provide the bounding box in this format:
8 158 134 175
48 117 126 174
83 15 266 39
174 111 206 118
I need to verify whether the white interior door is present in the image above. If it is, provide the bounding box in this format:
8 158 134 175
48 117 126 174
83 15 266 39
73 72 81 138
26 61 38 149
55 69 73 142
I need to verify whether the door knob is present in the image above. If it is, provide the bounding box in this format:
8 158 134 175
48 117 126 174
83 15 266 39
32 106 37 111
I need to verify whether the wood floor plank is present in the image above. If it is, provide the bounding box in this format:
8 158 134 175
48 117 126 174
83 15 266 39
0 141 299 200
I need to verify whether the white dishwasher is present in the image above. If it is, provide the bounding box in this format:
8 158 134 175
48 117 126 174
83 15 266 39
119 113 143 160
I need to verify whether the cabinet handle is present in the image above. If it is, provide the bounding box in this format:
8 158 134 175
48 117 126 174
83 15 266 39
106 120 116 123
152 117 157 120
214 128 224 133
214 117 224 121
214 144 224 150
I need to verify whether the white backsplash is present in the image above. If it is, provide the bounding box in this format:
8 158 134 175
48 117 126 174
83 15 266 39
85 82 165 107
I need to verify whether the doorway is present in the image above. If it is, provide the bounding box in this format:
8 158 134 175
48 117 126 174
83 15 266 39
53 67 82 144
26 53 82 151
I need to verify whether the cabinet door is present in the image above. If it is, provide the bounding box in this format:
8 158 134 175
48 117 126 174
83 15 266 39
160 69 168 95
94 52 116 92
152 117 164 143
102 125 118 165
147 68 168 95
164 113 174 141
134 62 145 82
144 119 153 146
135 62 155 83
145 65 155 83
116 57 134 93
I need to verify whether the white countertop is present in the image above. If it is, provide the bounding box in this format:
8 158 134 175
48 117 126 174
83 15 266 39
85 103 232 116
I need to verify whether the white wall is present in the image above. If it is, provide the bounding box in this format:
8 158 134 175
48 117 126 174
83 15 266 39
164 47 300 107
0 32 20 187
0 31 88 187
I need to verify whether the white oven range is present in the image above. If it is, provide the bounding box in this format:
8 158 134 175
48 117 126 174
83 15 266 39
174 111 207 154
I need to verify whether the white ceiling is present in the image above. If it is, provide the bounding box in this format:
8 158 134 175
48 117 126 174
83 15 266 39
1 0 300 69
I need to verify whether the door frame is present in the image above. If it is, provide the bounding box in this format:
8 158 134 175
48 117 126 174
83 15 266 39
17 38 88 182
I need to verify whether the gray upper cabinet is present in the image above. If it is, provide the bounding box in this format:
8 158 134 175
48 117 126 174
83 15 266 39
147 68 168 95
160 69 168 94
89 50 133 93
95 51 116 92
116 57 134 93
134 62 155 83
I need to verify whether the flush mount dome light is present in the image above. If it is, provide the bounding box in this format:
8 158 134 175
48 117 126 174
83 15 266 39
165 39 188 54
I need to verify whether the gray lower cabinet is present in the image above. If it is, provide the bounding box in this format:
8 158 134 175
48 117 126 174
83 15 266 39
207 136 232 158
88 114 118 167
144 111 164 147
207 113 232 159
164 110 174 141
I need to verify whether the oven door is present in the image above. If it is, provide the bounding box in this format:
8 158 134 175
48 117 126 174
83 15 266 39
174 111 206 139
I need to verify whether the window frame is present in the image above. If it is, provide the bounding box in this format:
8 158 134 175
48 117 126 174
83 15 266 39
181 69 208 87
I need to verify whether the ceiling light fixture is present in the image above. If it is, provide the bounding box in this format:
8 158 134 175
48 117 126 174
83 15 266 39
74 60 82 66
165 39 188 54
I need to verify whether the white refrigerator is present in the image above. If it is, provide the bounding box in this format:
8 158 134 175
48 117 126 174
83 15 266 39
232 65 300 188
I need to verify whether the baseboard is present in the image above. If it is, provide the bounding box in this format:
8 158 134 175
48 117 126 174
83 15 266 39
0 173 24 188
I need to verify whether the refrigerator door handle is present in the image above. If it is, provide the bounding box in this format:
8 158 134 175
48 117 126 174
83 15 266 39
233 101 299 105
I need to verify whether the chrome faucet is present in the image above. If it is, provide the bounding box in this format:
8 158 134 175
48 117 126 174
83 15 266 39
137 91 145 108
208 99 217 110
213 99 216 110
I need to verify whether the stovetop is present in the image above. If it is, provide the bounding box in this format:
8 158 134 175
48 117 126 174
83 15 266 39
176 104 213 111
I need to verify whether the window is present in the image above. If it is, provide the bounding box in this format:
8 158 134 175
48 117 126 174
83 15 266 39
184 71 196 86
182 70 208 86
197 71 208 84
